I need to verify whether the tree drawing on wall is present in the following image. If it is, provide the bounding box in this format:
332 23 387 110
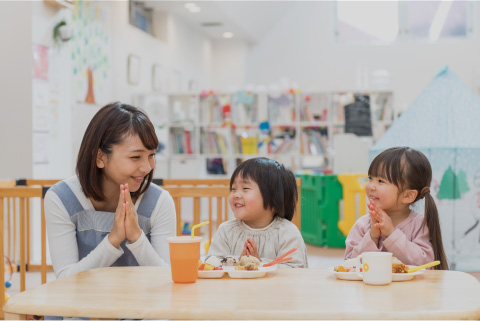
456 170 470 196
71 1 110 105
437 166 470 200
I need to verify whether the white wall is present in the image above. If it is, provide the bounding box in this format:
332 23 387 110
211 39 248 90
0 2 33 179
32 3 73 179
243 1 480 112
111 2 213 102
26 1 214 180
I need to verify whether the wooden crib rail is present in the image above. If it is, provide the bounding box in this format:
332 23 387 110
0 186 47 318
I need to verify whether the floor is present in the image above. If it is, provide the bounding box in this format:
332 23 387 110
6 245 480 297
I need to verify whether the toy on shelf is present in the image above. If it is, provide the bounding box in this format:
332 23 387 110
181 221 193 235
4 255 13 301
221 104 236 129
257 121 275 153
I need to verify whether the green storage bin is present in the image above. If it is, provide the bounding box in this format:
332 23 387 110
297 174 324 246
297 174 346 248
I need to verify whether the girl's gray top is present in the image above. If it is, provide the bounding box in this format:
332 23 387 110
206 216 308 268
45 176 176 279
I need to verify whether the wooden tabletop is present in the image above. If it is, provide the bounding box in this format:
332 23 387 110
4 267 480 320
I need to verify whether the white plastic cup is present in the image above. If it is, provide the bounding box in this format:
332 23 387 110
357 252 392 285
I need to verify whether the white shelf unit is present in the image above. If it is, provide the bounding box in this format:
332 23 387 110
134 90 394 178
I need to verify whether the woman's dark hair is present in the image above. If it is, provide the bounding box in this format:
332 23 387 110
76 102 158 202
229 157 298 221
368 146 448 270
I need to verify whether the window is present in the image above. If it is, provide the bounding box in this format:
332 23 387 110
129 0 153 35
335 0 473 44
336 1 399 43
407 0 470 41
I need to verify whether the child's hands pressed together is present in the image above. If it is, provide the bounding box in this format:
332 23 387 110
368 201 381 244
124 183 142 243
368 200 395 238
241 238 260 260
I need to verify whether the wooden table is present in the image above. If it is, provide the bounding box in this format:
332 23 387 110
4 267 480 320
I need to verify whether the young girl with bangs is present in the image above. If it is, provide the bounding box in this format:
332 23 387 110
45 102 176 279
345 146 448 269
206 157 308 268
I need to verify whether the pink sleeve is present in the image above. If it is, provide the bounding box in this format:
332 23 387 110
382 223 434 266
344 215 381 259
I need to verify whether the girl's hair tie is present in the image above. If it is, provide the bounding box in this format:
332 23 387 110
420 186 430 198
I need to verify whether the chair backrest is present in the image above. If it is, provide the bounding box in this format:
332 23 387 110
0 186 48 318
163 186 231 244
154 178 230 187
0 180 16 188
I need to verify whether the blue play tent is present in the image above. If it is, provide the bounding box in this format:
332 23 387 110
370 67 480 271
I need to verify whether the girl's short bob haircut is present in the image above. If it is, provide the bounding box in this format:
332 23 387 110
230 157 298 221
76 102 159 202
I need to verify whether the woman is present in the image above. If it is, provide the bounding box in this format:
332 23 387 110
45 102 176 279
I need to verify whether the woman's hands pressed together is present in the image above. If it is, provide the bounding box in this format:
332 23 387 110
108 184 142 249
368 200 395 243
124 184 142 243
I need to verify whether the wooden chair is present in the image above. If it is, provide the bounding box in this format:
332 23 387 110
163 186 231 245
0 180 16 188
153 178 230 187
162 178 302 243
157 178 301 231
0 186 48 319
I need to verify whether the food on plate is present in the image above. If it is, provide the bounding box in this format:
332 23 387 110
205 256 222 268
392 257 409 273
198 263 215 271
221 256 239 266
198 256 223 271
239 255 261 269
235 266 245 271
244 263 259 271
334 258 361 272
334 256 411 273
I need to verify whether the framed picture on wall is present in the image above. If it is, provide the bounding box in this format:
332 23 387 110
152 64 163 92
127 54 140 85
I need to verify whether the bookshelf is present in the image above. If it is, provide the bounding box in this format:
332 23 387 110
135 90 394 178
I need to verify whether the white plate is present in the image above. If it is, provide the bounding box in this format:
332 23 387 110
328 266 425 282
392 266 425 282
328 267 362 281
198 270 225 279
225 265 278 279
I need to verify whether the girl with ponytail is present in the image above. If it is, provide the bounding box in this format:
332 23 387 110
345 147 448 270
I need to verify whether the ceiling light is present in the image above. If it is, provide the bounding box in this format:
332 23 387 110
223 32 234 39
184 3 196 9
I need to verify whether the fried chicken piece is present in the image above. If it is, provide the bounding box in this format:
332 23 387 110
244 263 259 271
392 263 409 273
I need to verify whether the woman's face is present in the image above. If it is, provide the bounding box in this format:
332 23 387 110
98 134 156 193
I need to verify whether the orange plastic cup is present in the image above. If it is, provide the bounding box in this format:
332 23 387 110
167 236 202 283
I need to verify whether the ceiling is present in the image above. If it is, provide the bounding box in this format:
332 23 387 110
144 1 295 43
